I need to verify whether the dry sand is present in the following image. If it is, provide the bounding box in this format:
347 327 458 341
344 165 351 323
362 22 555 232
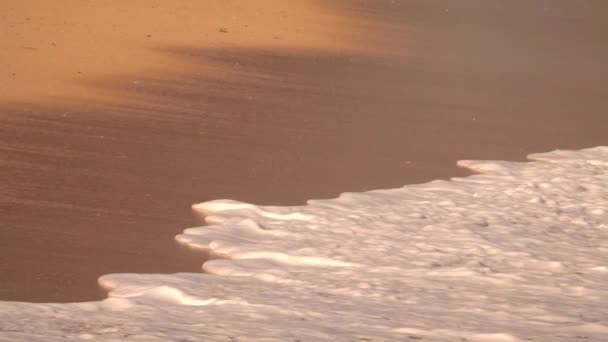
1 1 607 302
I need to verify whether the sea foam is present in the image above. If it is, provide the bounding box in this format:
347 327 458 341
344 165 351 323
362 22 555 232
1 147 607 341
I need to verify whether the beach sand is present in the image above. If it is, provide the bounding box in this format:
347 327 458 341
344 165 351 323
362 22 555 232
1 1 607 302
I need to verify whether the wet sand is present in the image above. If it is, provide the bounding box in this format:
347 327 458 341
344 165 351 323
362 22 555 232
2 1 607 302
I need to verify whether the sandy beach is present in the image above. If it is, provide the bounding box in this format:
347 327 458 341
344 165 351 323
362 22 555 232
2 0 607 303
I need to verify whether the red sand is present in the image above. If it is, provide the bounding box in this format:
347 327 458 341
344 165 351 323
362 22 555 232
1 1 607 302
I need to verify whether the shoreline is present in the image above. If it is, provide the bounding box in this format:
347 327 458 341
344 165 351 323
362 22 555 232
2 1 608 303
2 145 607 341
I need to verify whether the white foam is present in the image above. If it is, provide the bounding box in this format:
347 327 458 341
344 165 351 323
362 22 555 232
1 147 607 341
